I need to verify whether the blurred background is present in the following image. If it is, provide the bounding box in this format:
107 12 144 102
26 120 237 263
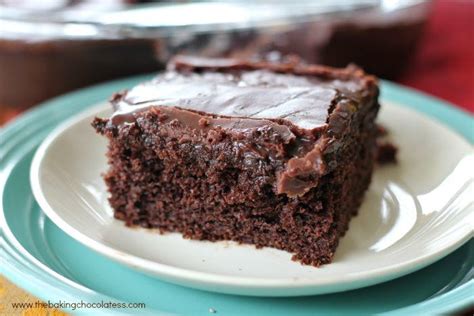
0 0 473 125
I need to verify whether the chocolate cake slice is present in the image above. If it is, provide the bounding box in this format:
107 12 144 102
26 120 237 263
92 56 380 266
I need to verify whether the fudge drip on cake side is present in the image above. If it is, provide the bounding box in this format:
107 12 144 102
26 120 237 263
93 56 380 266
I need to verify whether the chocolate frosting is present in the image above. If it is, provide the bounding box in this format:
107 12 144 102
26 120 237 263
110 56 368 133
112 71 336 130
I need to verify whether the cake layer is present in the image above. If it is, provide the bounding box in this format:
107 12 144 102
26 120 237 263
93 56 380 267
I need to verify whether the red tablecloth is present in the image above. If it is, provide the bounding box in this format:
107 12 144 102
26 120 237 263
1 0 472 125
399 0 474 113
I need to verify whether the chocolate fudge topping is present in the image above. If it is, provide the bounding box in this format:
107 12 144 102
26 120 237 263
111 56 370 132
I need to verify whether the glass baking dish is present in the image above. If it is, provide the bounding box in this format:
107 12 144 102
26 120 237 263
0 0 430 109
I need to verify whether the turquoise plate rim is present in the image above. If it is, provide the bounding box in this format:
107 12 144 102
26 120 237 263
1 75 473 315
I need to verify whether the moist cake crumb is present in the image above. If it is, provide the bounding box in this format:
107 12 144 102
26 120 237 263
376 141 398 164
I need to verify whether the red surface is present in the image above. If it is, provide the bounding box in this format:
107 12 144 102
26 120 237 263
398 0 474 113
1 0 473 125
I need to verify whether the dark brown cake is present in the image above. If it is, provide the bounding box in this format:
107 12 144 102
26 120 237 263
93 56 380 266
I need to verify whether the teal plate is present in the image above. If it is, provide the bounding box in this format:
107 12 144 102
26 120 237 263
1 76 473 315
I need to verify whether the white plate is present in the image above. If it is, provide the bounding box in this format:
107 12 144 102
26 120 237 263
30 101 474 297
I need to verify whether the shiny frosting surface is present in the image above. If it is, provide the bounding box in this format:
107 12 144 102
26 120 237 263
111 68 363 130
